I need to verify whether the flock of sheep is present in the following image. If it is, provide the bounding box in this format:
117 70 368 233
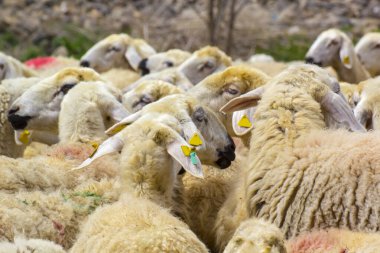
0 27 379 253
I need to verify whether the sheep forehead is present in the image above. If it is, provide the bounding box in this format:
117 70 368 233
195 46 232 66
102 33 130 44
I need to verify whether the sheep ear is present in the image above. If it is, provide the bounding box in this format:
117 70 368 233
125 40 156 71
220 86 264 113
181 120 205 150
321 91 366 132
100 95 131 122
167 132 203 178
72 134 124 170
105 111 143 136
339 38 354 69
232 107 256 136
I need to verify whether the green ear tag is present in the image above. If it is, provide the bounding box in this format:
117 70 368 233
190 151 198 165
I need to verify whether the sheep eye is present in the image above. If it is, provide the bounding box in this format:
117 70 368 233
163 61 174 67
373 43 380 49
327 39 338 47
108 46 121 52
199 61 214 72
226 88 239 95
140 95 152 104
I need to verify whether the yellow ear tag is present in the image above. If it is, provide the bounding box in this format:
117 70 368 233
189 133 202 146
108 123 127 135
89 142 99 158
238 115 252 128
19 130 31 145
343 56 350 65
181 145 195 157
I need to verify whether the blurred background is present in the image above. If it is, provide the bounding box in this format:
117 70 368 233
1 0 379 62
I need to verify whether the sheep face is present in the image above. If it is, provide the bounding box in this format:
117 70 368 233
355 33 380 76
0 55 7 81
138 49 191 75
80 34 156 73
8 68 102 132
178 46 232 85
305 29 354 69
122 80 182 112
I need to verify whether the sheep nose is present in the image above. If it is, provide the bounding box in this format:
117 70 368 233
138 58 150 76
305 57 315 64
216 157 232 169
80 60 90 67
8 114 31 130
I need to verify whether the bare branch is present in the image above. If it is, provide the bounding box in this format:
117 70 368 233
234 0 250 15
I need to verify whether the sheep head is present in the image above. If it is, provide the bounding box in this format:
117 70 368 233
8 67 103 136
80 34 156 73
355 32 380 77
0 52 37 82
138 49 191 75
221 64 366 135
178 46 232 85
305 28 355 70
190 65 270 136
122 80 183 112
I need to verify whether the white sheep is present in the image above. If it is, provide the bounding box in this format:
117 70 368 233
24 56 80 78
125 46 233 92
305 28 370 83
7 67 104 143
355 32 380 77
59 81 129 143
99 68 140 90
122 80 183 112
0 52 37 82
80 33 156 73
0 237 66 253
138 48 191 75
215 64 368 252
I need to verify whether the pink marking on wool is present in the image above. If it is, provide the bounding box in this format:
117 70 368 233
288 231 337 252
24 56 56 69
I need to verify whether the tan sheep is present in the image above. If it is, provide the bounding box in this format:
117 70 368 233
80 33 156 73
305 28 370 83
215 64 367 252
355 32 380 77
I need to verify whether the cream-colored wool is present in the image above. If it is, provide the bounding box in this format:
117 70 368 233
306 28 370 83
70 194 208 253
141 49 191 74
0 142 119 193
59 81 129 144
0 52 37 82
354 76 380 130
339 81 362 108
100 68 140 90
355 32 380 77
80 33 156 73
33 56 80 78
9 67 104 135
0 178 119 249
122 80 183 112
215 65 369 252
0 237 66 253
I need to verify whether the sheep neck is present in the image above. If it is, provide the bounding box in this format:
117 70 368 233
332 56 370 83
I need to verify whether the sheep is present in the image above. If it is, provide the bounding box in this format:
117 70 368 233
79 33 156 73
215 64 368 252
125 46 233 92
339 81 362 108
24 56 80 78
248 53 275 63
138 48 191 75
58 81 129 144
100 68 140 90
354 76 380 130
0 52 37 82
7 67 104 143
0 77 41 157
122 80 183 112
0 237 66 253
305 28 370 83
355 32 380 77
0 178 119 249
70 193 209 253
